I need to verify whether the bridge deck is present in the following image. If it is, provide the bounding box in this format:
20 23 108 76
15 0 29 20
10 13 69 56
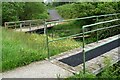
50 35 120 74
15 25 52 32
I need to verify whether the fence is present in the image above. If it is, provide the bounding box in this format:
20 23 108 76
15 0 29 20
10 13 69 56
44 13 120 74
82 19 120 74
4 19 45 31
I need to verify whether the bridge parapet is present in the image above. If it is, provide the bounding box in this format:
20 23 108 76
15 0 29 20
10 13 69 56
44 13 120 74
4 19 45 31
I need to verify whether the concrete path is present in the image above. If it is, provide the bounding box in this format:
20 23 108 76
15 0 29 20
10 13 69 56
2 61 73 78
48 9 63 21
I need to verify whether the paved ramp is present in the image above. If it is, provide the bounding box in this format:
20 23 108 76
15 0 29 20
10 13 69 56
48 9 63 21
2 61 73 78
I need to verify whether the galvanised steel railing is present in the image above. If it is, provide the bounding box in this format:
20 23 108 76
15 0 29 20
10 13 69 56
45 13 120 43
4 19 44 31
82 19 120 74
46 13 120 24
44 13 120 73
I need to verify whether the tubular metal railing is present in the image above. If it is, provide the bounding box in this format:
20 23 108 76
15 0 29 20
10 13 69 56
82 19 120 74
44 13 120 74
4 19 44 31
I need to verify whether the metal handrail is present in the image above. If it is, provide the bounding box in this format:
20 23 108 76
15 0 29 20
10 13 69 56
44 13 120 68
5 19 44 24
45 13 120 43
48 24 120 43
4 19 45 32
82 19 120 74
83 19 119 28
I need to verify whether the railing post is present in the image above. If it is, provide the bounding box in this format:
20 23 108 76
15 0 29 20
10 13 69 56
15 22 16 30
44 23 50 60
29 22 31 31
4 22 7 28
44 23 47 34
20 23 22 31
37 20 39 28
96 17 99 43
51 23 54 39
24 21 25 28
82 27 86 74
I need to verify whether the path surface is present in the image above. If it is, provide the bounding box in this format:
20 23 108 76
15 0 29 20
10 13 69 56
48 9 63 21
2 61 73 78
14 9 63 32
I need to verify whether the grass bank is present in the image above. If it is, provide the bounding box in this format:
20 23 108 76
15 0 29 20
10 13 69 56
2 28 81 72
66 61 120 79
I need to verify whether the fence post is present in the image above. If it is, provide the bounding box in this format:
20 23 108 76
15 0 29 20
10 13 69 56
51 23 54 39
20 23 22 31
29 22 31 31
44 23 50 60
24 21 25 28
15 22 16 30
44 23 46 34
37 20 39 28
82 27 86 74
4 22 7 28
96 17 99 43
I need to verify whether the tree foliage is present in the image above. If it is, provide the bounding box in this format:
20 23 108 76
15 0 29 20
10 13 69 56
21 2 46 20
56 2 119 19
2 2 48 24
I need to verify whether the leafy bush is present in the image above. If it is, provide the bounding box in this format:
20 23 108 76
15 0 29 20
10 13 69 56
56 2 118 19
55 2 120 41
56 3 75 19
2 2 48 25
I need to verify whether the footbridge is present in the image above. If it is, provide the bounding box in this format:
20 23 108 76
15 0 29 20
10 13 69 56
4 13 120 33
44 13 120 74
2 13 120 78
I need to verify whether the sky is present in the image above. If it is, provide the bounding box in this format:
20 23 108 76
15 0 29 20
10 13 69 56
44 0 52 3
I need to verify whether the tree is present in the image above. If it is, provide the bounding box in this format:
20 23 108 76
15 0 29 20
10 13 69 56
2 2 24 23
2 2 47 25
21 2 46 20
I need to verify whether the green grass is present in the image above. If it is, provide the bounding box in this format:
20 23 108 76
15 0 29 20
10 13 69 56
66 61 120 79
48 21 84 38
2 22 119 72
2 28 81 72
0 27 2 72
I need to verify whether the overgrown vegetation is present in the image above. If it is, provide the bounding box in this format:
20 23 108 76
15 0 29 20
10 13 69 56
97 61 120 78
2 28 81 72
66 61 120 79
